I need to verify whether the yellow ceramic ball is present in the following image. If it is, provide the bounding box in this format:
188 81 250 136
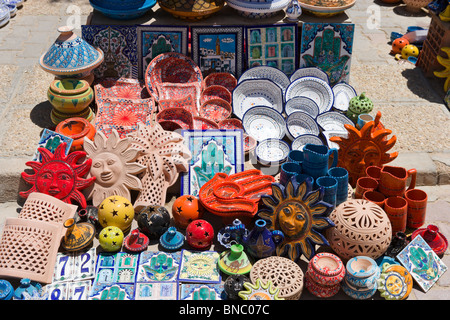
98 195 135 232
401 45 419 59
99 226 124 252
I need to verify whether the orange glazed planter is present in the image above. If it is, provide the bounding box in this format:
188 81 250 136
56 117 96 152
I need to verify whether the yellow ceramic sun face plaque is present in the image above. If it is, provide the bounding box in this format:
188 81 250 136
377 263 413 300
238 279 284 300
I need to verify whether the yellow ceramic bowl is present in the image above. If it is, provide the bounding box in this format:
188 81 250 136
47 84 94 114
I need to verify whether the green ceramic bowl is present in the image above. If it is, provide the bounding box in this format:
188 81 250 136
47 82 94 114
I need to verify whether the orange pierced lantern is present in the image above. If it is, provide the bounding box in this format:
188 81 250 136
391 38 409 55
198 169 275 224
172 195 203 229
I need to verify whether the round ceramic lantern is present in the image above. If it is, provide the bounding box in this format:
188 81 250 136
224 274 251 300
98 195 135 232
326 199 392 261
99 226 124 252
137 205 171 239
346 92 373 124
172 195 203 229
185 219 214 250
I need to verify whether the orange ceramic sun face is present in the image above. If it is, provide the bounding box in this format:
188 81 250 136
172 195 203 228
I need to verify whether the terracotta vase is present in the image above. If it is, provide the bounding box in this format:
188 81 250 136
378 165 417 197
412 225 448 256
55 117 96 152
384 196 408 234
355 176 378 199
405 188 428 229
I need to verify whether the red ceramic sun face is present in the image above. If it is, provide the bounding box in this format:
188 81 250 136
20 142 95 208
186 219 214 250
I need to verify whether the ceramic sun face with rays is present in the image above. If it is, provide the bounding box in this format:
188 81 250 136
20 142 95 208
83 129 146 207
258 177 334 262
329 112 398 187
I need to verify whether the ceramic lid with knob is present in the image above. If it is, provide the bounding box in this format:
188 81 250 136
39 26 104 76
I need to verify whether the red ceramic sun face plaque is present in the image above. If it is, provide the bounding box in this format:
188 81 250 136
20 143 95 208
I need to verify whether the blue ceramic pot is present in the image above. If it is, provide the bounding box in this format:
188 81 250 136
341 277 378 300
243 219 284 259
327 167 349 206
345 256 380 289
316 176 338 208
89 0 156 20
0 280 14 300
159 227 184 250
293 173 314 187
287 149 303 165
302 143 338 180
280 162 302 186
13 279 43 300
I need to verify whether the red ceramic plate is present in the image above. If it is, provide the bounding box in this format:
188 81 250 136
193 116 220 130
218 118 244 130
204 72 237 93
156 107 193 130
200 85 232 105
199 98 232 123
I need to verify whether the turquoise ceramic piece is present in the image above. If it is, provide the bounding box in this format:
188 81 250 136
0 279 13 300
93 0 146 10
345 256 380 289
280 161 302 186
160 227 185 250
39 26 104 78
13 278 43 300
243 219 284 260
89 0 156 20
341 277 377 300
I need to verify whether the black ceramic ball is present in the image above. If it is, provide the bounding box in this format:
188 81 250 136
137 205 171 239
224 274 250 300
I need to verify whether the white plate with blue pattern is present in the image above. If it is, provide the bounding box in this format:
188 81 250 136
238 66 290 94
286 111 320 141
290 67 329 84
284 96 320 118
255 138 290 166
242 106 286 142
332 82 357 112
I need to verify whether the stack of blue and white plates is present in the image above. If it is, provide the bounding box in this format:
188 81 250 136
0 4 10 28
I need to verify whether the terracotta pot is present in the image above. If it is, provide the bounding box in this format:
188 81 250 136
384 196 408 234
378 165 416 197
405 188 427 229
355 176 378 199
362 190 385 208
55 117 96 151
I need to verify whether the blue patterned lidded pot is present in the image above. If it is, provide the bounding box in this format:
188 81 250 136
39 26 104 78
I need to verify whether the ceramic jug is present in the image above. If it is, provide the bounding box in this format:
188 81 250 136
302 144 338 181
243 219 284 259
285 0 302 21
378 165 417 197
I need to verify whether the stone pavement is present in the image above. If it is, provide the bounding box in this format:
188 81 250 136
0 0 448 300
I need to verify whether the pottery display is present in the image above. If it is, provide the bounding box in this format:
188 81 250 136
61 218 95 252
137 205 171 239
40 26 104 79
97 195 135 232
89 0 156 20
242 219 284 260
218 244 253 275
55 117 96 152
411 225 448 256
172 195 203 229
185 219 214 250
326 199 393 261
250 256 304 300
159 226 185 250
123 229 149 252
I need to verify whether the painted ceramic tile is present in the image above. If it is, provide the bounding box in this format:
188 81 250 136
67 280 92 300
137 25 189 79
397 235 448 292
179 283 226 300
32 129 73 162
180 129 245 197
300 23 355 86
191 26 244 78
246 24 298 76
178 250 221 283
52 248 96 283
81 25 138 79
89 283 135 300
136 251 181 282
135 282 179 300
45 281 69 300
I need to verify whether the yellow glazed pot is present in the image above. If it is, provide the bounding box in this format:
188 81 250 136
47 79 94 114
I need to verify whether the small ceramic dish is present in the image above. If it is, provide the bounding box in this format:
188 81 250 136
244 134 257 155
193 116 220 130
155 82 202 109
160 57 200 84
204 72 237 93
286 111 320 141
232 79 284 120
156 107 193 130
332 82 357 112
158 94 198 116
285 76 334 114
290 67 330 84
158 120 183 132
218 118 244 130
200 98 232 123
255 138 291 166
284 96 320 118
316 111 353 132
242 106 286 142
291 134 324 151
200 85 232 105
238 66 290 93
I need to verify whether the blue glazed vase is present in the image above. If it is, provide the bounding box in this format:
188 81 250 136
243 219 284 259
327 167 349 206
302 144 338 180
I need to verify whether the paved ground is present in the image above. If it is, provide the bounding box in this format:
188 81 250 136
0 0 448 300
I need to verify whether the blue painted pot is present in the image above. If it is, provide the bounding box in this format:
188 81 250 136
302 143 338 180
243 219 284 259
0 279 14 300
345 256 380 289
341 277 378 300
89 0 156 20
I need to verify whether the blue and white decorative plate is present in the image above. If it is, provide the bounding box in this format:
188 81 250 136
316 111 353 132
284 96 320 118
332 82 357 112
238 66 290 94
226 0 291 18
0 4 10 26
291 134 324 151
286 111 320 141
242 106 286 142
290 67 329 84
255 138 290 165
285 76 334 114
232 79 284 120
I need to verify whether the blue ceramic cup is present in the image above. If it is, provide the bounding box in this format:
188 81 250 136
280 162 302 186
328 167 349 206
288 150 304 166
357 114 374 129
316 176 338 208
294 173 314 187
